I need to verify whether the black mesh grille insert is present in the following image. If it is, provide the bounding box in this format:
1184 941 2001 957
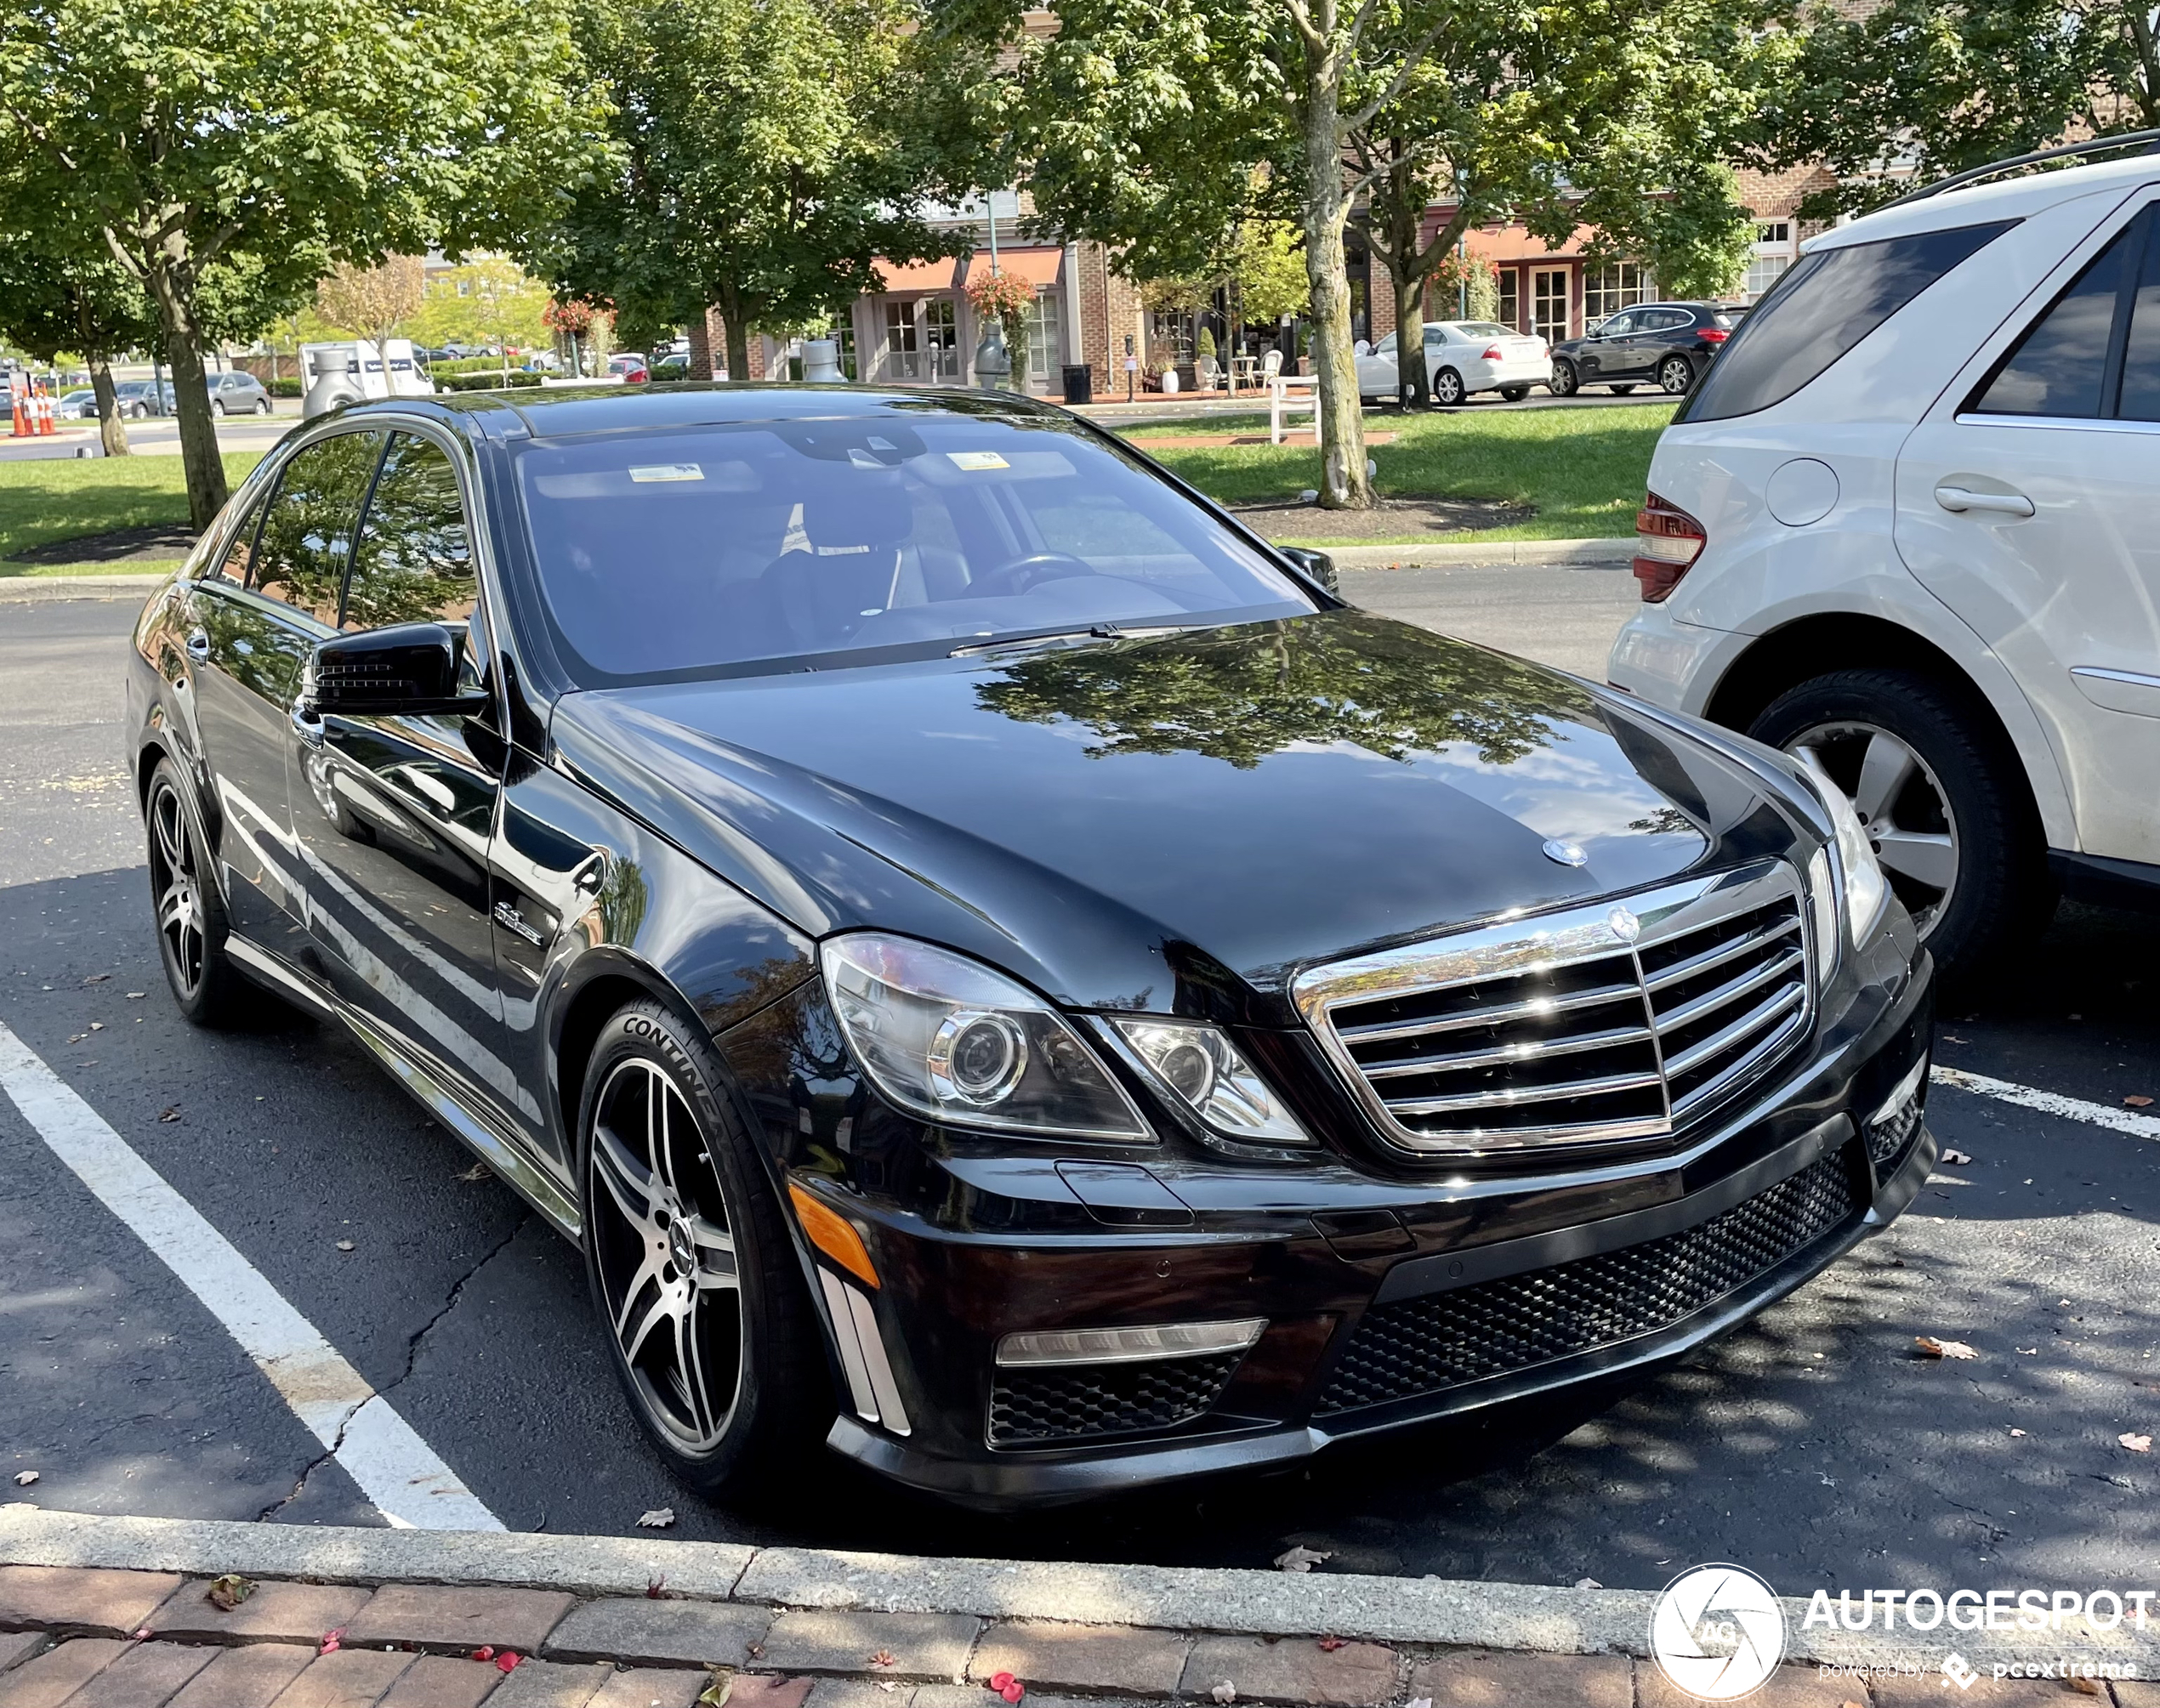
1317 1149 1860 1414
989 1353 1241 1445
1867 1087 1924 1165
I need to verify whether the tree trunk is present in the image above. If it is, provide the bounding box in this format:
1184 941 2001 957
1395 268 1429 410
142 264 228 530
1298 70 1370 508
718 284 751 382
87 355 130 457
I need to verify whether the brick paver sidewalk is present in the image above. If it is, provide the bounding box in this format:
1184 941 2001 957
0 1563 2152 1708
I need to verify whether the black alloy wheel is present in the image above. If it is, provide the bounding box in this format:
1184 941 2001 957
143 759 253 1024
579 1000 827 1496
1749 668 2051 976
1549 360 1578 397
1658 355 1696 394
1432 366 1465 406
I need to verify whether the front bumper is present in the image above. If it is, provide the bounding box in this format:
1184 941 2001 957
770 934 1935 1508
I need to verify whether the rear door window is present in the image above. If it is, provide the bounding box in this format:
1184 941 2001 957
1970 217 2143 417
1680 219 2018 422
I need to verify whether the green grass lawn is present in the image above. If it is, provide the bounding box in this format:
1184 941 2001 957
0 453 262 576
1119 401 1674 542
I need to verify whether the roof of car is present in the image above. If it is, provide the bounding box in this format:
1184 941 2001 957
1812 150 2160 252
348 382 1073 440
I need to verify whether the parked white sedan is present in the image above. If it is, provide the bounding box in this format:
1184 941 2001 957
1354 321 1553 406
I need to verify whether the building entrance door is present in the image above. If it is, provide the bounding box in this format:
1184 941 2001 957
882 297 963 383
1532 268 1572 345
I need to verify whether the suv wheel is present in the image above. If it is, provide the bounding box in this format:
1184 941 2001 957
1658 355 1695 394
1549 360 1578 397
578 1000 828 1496
255 397 273 415
144 760 258 1024
1750 669 2050 974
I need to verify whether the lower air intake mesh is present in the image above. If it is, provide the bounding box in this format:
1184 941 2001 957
989 1353 1241 1446
1318 1149 1859 1415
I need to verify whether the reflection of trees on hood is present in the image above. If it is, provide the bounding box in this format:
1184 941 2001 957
975 614 1594 769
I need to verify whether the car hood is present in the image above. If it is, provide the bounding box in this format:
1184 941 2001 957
550 611 1802 1024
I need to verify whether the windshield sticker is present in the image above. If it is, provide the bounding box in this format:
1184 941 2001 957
628 463 704 483
946 451 1010 471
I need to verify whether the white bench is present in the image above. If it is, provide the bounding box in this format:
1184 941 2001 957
1269 375 1322 446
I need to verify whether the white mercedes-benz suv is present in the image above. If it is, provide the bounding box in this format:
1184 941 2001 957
1609 137 2160 974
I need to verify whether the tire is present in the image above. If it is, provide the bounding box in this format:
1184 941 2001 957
143 759 258 1025
577 999 830 1498
255 398 272 415
1549 360 1578 397
1748 668 2051 976
1432 366 1465 406
210 400 224 417
1610 383 1638 395
1657 355 1696 394
128 403 145 419
1500 384 1531 401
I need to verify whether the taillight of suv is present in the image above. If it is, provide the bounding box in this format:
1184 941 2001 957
1698 326 1730 343
1634 492 1705 600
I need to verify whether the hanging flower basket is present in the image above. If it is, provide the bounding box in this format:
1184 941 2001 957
965 270 1036 322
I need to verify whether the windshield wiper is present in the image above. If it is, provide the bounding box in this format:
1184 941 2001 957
949 623 1134 658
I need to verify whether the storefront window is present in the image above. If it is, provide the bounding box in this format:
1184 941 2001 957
1584 262 1653 326
884 301 919 381
1498 270 1520 332
1023 291 1064 388
924 297 961 382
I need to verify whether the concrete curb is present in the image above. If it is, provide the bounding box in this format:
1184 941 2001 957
1323 540 1633 570
5 1509 2157 1680
0 573 166 602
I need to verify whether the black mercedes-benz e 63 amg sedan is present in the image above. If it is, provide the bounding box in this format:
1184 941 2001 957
126 383 1934 1507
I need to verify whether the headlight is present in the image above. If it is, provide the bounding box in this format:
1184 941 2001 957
1111 1019 1311 1145
821 933 1150 1142
1796 752 1890 950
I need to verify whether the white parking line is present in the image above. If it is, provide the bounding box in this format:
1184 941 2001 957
1931 1064 2160 1141
0 1021 503 1531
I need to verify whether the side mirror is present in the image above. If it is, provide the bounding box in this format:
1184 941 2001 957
1278 546 1339 594
1353 339 1371 357
306 622 483 717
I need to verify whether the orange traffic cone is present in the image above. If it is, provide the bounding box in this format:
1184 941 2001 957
9 381 26 438
35 379 55 436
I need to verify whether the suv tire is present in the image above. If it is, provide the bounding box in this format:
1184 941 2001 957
577 999 830 1498
1749 668 2050 976
1549 360 1578 397
1658 355 1695 394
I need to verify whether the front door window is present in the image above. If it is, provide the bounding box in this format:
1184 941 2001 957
923 297 961 382
884 298 962 383
1532 269 1571 345
884 301 921 382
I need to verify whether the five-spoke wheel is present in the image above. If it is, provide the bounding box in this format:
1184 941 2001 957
143 759 251 1024
1782 722 1958 939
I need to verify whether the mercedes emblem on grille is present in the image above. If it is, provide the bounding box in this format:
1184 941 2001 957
1542 837 1589 867
1607 905 1642 943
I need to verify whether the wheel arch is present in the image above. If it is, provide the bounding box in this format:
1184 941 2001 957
549 952 702 1162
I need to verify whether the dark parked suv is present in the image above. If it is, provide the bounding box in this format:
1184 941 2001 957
126 384 1933 1507
1549 302 1737 397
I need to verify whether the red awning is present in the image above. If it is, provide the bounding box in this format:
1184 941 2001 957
874 255 965 292
960 246 1065 289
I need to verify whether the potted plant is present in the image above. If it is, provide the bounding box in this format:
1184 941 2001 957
964 270 1037 390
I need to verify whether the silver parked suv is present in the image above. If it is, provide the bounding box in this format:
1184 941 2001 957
1610 135 2160 973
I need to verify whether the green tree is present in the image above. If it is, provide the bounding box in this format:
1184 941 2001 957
1353 0 1761 406
0 241 150 456
534 0 961 385
0 0 605 530
408 260 554 366
1761 0 2155 213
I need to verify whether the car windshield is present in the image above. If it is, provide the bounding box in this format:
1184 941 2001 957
514 409 1317 683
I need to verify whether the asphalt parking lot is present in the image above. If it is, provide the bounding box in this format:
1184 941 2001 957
4 575 2157 1597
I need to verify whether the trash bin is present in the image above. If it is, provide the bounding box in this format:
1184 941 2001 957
1060 363 1093 406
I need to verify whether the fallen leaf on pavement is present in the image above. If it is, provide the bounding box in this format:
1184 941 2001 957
471 1648 494 1663
638 1507 675 1529
992 1671 1026 1701
2069 1676 2101 1695
1273 1545 1331 1572
127 991 145 1000
88 1021 103 1031
335 1240 355 1252
869 1650 896 1669
2009 1428 2026 1438
646 1575 669 1599
1941 1149 1973 1166
496 1652 522 1673
745 1643 764 1660
132 1628 151 1643
697 1674 734 1708
66 1035 85 1045
206 1575 253 1612
1210 1684 1236 1705
2121 1433 2151 1453
2017 1347 2038 1355
2127 1095 2155 1108
455 1161 492 1182
1915 1336 1978 1360
1573 1577 1602 1590
1317 1637 1346 1652
83 974 109 984
319 1629 344 1656
158 1107 180 1122
12 1473 35 1487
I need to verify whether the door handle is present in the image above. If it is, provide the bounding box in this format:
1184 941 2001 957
289 698 324 749
184 628 210 663
1935 483 2034 518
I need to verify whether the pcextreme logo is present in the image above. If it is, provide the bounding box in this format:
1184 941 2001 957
1650 1564 1788 1700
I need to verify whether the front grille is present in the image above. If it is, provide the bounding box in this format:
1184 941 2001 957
988 1354 1240 1446
1292 863 1811 1152
1317 1148 1859 1414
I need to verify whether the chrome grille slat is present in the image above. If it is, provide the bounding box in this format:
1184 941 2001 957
1333 979 1642 1044
1360 1023 1657 1080
1383 1070 1666 1117
1652 947 1805 1036
1291 862 1814 1155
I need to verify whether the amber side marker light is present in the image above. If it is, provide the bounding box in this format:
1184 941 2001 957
1634 491 1707 602
787 1182 879 1289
